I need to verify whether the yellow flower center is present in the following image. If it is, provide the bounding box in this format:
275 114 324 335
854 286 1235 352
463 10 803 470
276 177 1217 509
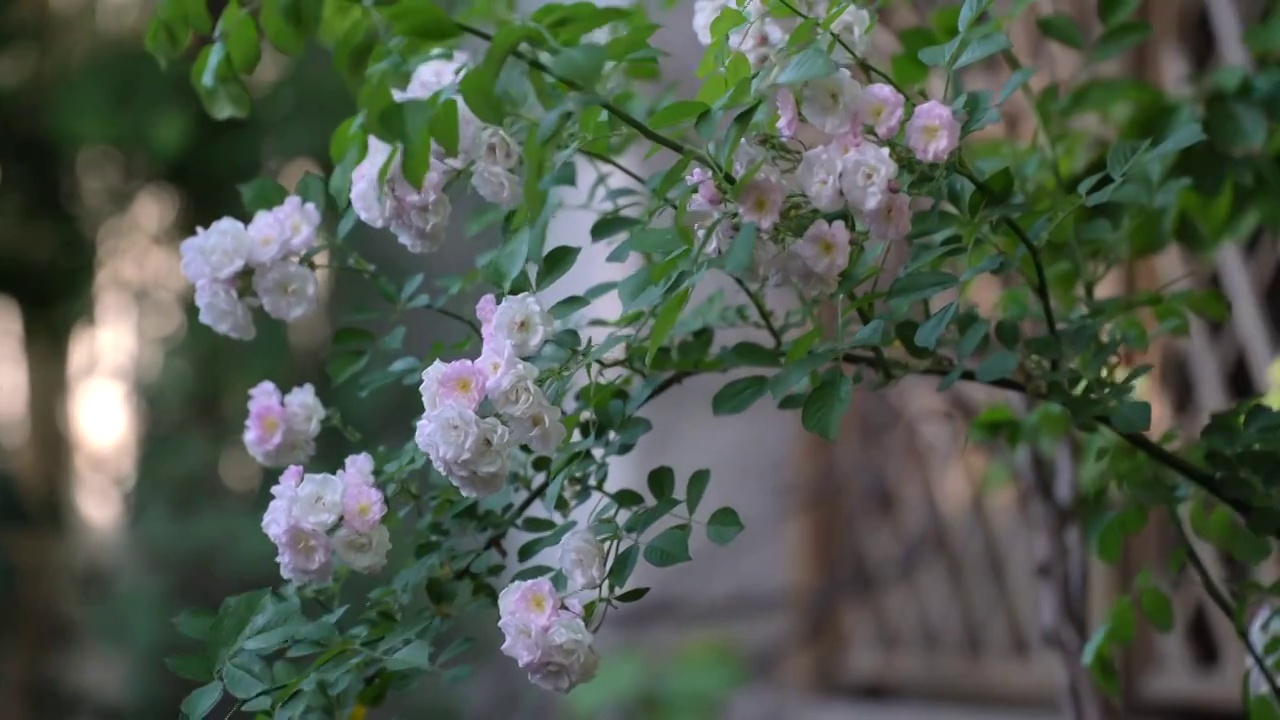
529 593 549 614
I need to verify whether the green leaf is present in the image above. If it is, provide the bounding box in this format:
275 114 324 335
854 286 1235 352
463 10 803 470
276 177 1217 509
722 341 780 367
326 350 368 386
649 100 710 128
802 369 852 441
180 681 223 719
458 24 539 125
997 67 1034 105
647 287 691 364
174 609 215 640
644 524 692 567
914 302 957 350
775 45 838 85
387 640 434 671
549 43 609 87
958 0 989 32
192 44 251 120
238 177 287 214
647 466 676 501
613 489 645 508
712 375 770 416
550 295 590 319
512 564 555 581
706 507 744 545
615 587 651 603
166 654 214 682
848 319 886 348
1109 595 1137 646
218 1 261 75
379 0 459 40
259 0 319 56
974 349 1017 382
1138 585 1174 633
1098 0 1140 27
1092 20 1151 62
517 522 576 562
686 469 710 515
590 215 643 241
1109 400 1152 434
538 246 581 289
1036 14 1085 49
222 658 268 700
953 31 1011 70
723 222 758 275
429 97 460 157
609 544 639 589
888 270 958 304
1205 96 1269 156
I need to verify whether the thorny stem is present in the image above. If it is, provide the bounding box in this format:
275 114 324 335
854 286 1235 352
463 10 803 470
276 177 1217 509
1169 507 1280 704
454 22 733 184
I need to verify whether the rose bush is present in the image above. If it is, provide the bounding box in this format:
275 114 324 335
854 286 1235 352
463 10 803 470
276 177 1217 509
146 0 1280 717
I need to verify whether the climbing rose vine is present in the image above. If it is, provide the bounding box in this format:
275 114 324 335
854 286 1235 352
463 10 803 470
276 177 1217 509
149 0 1280 717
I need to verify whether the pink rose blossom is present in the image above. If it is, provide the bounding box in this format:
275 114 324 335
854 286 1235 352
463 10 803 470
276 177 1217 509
420 359 487 413
736 174 785 230
498 578 559 626
860 83 905 140
339 452 375 486
342 482 387 533
275 525 333 585
906 100 960 164
261 465 304 543
776 88 799 138
476 293 498 342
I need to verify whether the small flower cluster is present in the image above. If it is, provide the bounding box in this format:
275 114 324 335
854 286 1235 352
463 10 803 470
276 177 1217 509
693 0 870 70
497 578 599 693
242 381 326 467
350 53 525 254
414 293 564 497
260 453 391 585
683 2 963 294
180 195 322 340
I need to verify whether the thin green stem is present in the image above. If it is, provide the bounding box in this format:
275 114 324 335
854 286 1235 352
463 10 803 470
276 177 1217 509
734 277 783 347
957 166 1062 350
1169 507 1280 704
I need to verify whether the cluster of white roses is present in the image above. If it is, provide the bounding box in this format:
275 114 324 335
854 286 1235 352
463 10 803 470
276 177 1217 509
414 292 564 497
260 453 391 584
497 530 607 692
242 380 326 467
179 195 323 340
350 53 524 255
684 1 960 293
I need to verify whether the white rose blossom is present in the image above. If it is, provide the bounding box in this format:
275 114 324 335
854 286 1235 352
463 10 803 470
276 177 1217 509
194 281 256 340
253 260 319 322
800 68 862 135
180 217 253 283
292 472 344 532
333 525 392 574
490 293 554 357
557 530 607 591
839 141 898 212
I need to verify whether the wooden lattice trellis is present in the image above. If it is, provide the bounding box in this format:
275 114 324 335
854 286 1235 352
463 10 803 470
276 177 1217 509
791 0 1275 716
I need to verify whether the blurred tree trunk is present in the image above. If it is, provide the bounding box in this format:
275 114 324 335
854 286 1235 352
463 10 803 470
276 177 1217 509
0 310 74 720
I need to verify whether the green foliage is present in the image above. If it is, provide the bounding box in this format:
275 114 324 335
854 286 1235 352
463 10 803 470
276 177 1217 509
142 0 1280 713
